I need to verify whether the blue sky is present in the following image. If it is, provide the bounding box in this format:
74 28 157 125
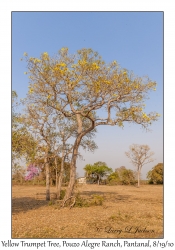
12 12 163 179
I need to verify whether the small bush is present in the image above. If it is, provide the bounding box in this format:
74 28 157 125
109 215 118 221
60 190 66 200
109 210 133 222
74 193 89 207
74 193 104 207
90 195 104 206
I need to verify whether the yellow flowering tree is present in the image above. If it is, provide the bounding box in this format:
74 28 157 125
23 48 160 201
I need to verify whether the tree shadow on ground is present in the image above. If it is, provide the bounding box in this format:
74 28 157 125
12 192 57 214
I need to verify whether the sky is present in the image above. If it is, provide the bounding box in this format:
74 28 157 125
12 11 163 179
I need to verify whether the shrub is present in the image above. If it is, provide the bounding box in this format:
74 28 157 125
90 194 104 206
147 163 163 184
107 172 120 185
74 193 89 207
74 193 104 207
60 189 66 200
107 167 136 185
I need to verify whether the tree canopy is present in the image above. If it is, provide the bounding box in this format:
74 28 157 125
115 166 136 185
147 163 163 184
125 144 155 187
84 161 112 184
12 91 38 163
21 47 160 200
23 48 159 130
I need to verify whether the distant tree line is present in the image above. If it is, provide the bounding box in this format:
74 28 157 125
83 162 163 185
13 161 163 186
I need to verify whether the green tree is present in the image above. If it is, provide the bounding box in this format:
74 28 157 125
125 144 154 187
147 163 163 184
84 162 112 185
12 90 38 164
107 171 120 185
23 48 160 200
115 166 136 185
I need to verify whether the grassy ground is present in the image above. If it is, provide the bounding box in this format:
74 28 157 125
12 184 163 239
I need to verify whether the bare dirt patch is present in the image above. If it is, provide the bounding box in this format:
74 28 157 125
12 184 163 238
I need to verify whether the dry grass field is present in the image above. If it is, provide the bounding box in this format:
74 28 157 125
12 184 163 239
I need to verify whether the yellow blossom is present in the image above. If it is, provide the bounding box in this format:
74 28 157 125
104 80 111 85
142 112 150 121
34 59 41 63
42 52 49 60
59 63 66 67
78 60 87 66
91 62 100 70
29 88 34 94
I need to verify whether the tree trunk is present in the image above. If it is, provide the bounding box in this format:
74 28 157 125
55 157 59 191
56 134 65 199
63 137 81 201
56 166 58 189
57 154 65 199
63 114 95 202
45 157 50 200
50 177 53 186
20 174 23 184
137 170 140 187
97 175 100 185
63 157 76 201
